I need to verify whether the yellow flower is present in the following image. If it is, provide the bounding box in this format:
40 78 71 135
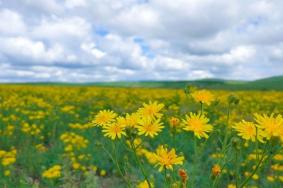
42 165 62 179
244 171 259 180
100 169 106 176
137 118 164 137
93 110 117 127
60 132 88 150
4 170 11 176
154 145 184 171
191 90 214 105
232 120 264 142
143 149 158 164
169 117 180 129
137 180 153 188
211 164 221 176
274 154 283 161
102 117 126 140
267 175 275 182
35 144 47 152
138 101 164 119
2 157 16 166
72 162 80 170
182 112 213 139
125 113 140 128
227 184 236 188
254 113 283 139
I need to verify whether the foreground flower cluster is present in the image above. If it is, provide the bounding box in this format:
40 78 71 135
0 85 282 187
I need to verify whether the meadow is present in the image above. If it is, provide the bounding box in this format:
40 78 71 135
0 85 283 188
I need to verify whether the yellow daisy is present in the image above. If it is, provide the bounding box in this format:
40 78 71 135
182 112 213 139
254 113 283 139
154 145 184 171
137 118 164 137
125 112 140 128
191 89 214 105
232 120 264 142
138 101 164 119
93 110 117 127
102 117 126 140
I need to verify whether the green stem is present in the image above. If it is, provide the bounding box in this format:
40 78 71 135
222 103 231 150
239 141 277 188
200 102 203 115
255 128 259 162
213 103 232 188
192 136 199 188
130 141 152 188
164 168 170 187
100 142 131 187
235 148 240 188
239 152 265 188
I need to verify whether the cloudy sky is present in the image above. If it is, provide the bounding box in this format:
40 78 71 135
0 0 283 82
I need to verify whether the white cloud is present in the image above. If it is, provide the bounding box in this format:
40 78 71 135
65 0 86 9
32 16 91 40
220 46 256 64
0 37 66 63
0 9 26 35
0 0 283 82
81 42 106 59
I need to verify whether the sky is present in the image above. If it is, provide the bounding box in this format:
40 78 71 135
0 0 283 82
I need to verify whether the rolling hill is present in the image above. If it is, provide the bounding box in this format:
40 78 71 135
4 76 283 91
92 76 283 90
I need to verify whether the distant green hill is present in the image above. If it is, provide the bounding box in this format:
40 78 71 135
92 76 283 90
4 76 283 91
243 76 283 90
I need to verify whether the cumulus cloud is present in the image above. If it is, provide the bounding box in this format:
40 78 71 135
0 9 26 35
0 0 283 82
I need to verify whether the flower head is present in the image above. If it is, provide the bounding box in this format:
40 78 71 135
137 180 153 188
254 113 283 139
93 110 117 127
102 117 126 140
125 113 140 128
178 169 188 183
191 90 214 105
233 120 264 142
169 117 180 129
154 145 184 171
42 165 62 179
137 118 164 137
211 164 221 176
138 101 164 119
182 112 213 139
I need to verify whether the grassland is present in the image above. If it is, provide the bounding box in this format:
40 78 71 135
0 84 283 187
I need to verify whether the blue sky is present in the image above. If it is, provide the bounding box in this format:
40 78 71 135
0 0 283 82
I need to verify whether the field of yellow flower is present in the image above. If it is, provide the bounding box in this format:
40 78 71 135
0 85 283 188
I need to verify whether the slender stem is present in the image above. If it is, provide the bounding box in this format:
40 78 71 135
239 152 265 188
191 136 199 188
100 142 131 187
235 148 240 188
255 128 259 162
200 102 203 115
213 103 232 188
222 103 230 150
164 168 170 187
239 141 274 188
130 141 152 188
